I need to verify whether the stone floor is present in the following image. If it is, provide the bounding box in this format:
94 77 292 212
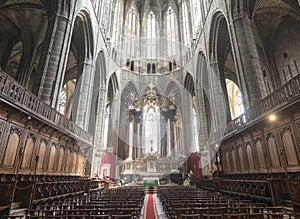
140 194 168 219
154 194 168 219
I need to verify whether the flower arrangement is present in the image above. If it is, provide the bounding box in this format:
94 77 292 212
183 177 191 186
183 170 194 186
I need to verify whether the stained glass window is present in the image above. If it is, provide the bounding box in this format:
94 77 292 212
127 7 136 56
167 7 176 56
167 7 175 41
100 0 112 33
112 2 121 44
127 7 136 40
147 11 156 59
182 1 191 46
191 0 202 35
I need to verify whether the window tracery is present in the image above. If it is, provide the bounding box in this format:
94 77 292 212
147 11 156 59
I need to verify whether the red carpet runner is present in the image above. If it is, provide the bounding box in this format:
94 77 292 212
143 194 158 219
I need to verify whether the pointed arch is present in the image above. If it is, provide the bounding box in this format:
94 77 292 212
165 81 182 112
121 81 139 98
118 81 140 160
96 50 107 85
208 11 229 61
75 10 94 59
58 9 94 120
107 72 119 101
196 52 209 90
209 11 244 121
89 50 107 134
184 73 195 97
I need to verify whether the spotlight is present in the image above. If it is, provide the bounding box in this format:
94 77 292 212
269 114 276 122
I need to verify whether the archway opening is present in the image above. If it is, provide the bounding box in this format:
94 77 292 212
57 79 76 119
225 79 244 119
144 107 159 153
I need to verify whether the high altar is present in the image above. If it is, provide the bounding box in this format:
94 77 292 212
120 148 186 182
117 83 187 183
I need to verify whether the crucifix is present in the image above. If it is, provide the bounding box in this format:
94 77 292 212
148 82 155 93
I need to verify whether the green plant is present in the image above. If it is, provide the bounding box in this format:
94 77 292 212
183 177 191 186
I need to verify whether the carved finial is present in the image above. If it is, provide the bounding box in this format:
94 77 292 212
148 82 155 93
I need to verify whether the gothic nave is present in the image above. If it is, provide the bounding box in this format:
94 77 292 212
0 0 300 218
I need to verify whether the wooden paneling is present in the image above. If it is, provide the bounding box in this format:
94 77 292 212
3 132 19 167
238 147 245 171
21 138 34 168
282 129 299 167
57 147 64 172
267 136 281 169
48 146 56 171
256 141 266 169
37 142 46 170
246 144 254 170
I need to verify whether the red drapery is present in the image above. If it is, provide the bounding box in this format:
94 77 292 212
99 151 116 180
187 152 202 179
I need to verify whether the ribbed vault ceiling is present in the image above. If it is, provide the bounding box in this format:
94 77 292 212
124 0 179 21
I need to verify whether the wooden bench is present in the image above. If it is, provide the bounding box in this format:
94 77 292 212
289 180 300 212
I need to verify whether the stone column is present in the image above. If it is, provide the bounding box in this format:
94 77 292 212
72 62 94 129
142 117 146 156
197 88 209 149
170 118 175 156
196 88 211 171
157 110 161 156
209 60 229 141
133 118 139 159
181 91 193 156
139 120 143 158
128 119 134 160
135 121 140 159
176 127 181 155
110 93 120 155
35 11 74 107
167 118 172 157
91 84 107 177
207 61 227 170
93 84 107 148
161 116 167 157
179 127 183 155
230 14 267 108
173 120 178 156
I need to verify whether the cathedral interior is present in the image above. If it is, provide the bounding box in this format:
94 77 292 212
0 0 300 218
